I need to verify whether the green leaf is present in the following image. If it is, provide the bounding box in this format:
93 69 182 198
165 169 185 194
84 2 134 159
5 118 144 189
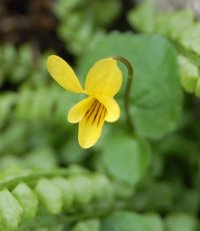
102 132 150 185
51 177 74 209
0 189 23 230
24 147 58 170
194 78 200 97
155 9 194 40
102 210 155 231
0 93 16 129
2 43 16 75
165 213 197 231
94 0 121 26
78 32 183 139
69 176 94 205
72 219 100 231
0 155 25 171
19 45 32 65
0 122 27 154
112 181 134 198
143 213 164 231
12 182 38 220
127 0 156 33
35 178 62 214
178 55 199 93
92 174 113 200
54 0 83 18
180 24 200 55
127 1 194 40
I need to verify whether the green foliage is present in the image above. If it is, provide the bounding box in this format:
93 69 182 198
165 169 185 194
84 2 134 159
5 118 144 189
180 24 200 55
0 189 23 230
71 219 100 231
127 1 195 40
102 133 150 185
127 0 200 97
12 182 38 220
54 0 121 55
127 0 156 33
178 55 200 95
0 2 199 230
102 211 158 231
0 84 77 159
165 213 198 231
0 43 49 88
155 10 194 40
0 168 114 230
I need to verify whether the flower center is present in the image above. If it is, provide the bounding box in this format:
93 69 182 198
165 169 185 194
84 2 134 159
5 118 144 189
84 99 107 126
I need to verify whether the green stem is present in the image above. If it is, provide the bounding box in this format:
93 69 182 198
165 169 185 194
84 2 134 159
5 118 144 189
113 56 134 133
171 40 200 68
18 201 127 230
0 168 90 190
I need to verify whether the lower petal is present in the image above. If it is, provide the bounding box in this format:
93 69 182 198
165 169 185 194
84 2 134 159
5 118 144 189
68 97 94 123
78 115 105 149
96 96 120 122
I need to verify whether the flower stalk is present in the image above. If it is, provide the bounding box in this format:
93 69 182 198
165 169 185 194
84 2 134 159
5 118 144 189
113 56 134 133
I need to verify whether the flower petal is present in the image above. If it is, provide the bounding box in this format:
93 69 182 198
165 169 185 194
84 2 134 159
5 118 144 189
97 96 120 122
78 100 106 148
68 97 94 123
47 55 83 93
85 58 122 97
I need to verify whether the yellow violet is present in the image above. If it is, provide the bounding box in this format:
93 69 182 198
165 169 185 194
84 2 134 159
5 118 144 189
47 55 122 149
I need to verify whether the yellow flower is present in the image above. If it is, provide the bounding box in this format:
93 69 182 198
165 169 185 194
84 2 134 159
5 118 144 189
47 55 122 149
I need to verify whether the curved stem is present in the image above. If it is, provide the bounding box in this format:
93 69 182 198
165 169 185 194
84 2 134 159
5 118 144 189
113 56 134 133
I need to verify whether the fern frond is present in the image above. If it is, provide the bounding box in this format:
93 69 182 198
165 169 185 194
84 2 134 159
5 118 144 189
0 168 114 231
0 43 49 89
0 85 77 157
53 0 122 55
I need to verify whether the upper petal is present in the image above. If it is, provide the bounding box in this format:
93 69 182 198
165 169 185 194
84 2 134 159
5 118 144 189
97 95 120 122
68 97 94 123
85 58 122 97
47 55 83 93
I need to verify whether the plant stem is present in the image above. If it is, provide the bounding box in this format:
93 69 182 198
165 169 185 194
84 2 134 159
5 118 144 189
18 201 127 230
172 40 200 68
113 56 134 133
0 168 90 190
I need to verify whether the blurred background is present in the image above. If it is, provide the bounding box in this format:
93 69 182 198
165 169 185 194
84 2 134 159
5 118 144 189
1 0 200 228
